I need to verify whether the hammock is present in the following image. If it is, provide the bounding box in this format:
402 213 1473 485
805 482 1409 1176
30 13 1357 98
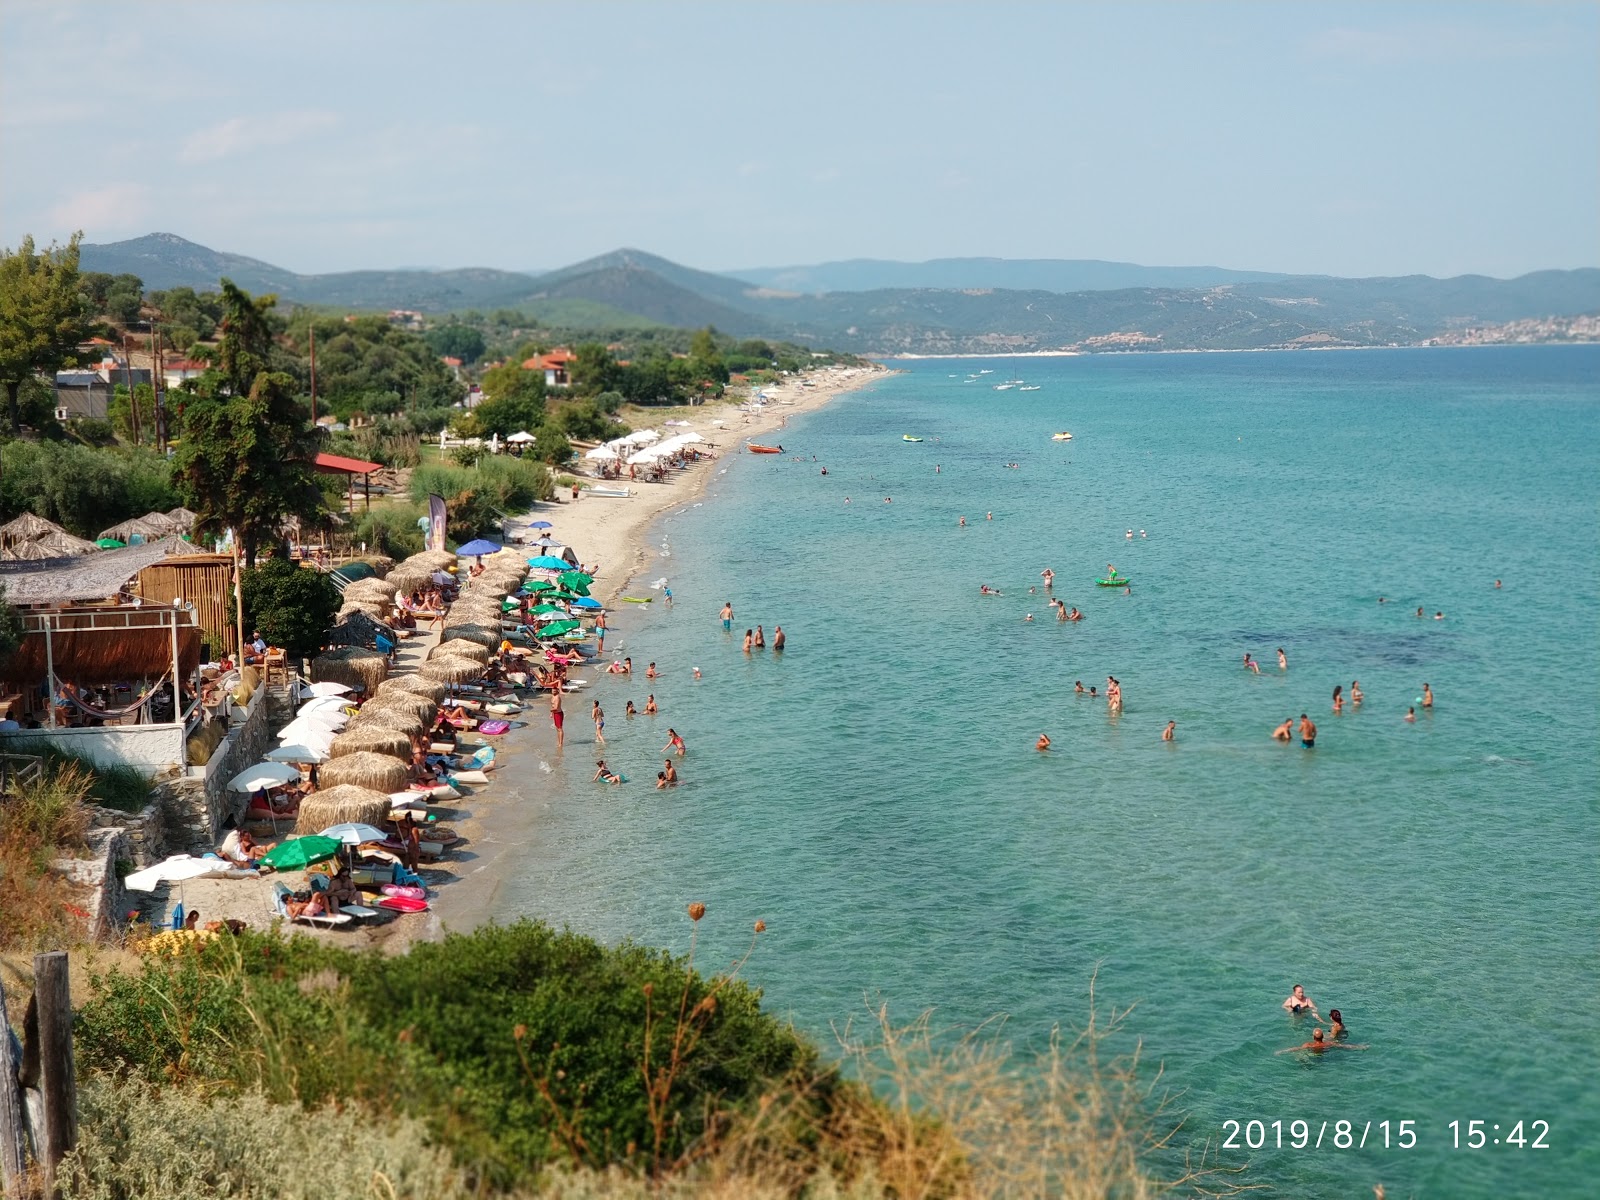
60 670 171 720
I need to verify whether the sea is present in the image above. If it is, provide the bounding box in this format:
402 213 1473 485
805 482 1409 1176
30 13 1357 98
492 346 1599 1198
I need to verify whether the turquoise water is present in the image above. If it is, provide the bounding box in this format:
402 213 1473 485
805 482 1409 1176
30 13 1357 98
496 347 1599 1197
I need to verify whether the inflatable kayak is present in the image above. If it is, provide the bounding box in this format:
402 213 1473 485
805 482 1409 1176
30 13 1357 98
1095 576 1129 587
621 596 653 603
903 435 924 442
747 444 782 454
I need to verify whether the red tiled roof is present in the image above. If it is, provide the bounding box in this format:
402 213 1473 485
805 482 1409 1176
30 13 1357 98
314 452 383 475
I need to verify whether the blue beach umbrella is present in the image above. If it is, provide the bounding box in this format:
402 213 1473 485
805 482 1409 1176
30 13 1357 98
529 520 554 529
527 555 570 570
456 538 501 557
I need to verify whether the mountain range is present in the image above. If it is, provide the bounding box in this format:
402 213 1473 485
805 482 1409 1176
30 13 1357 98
82 232 1600 355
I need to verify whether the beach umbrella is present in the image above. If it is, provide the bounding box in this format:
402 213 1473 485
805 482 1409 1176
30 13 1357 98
328 726 411 760
571 597 603 610
298 697 353 718
433 638 491 663
294 787 394 834
584 445 621 461
311 646 389 693
124 854 217 893
278 715 346 745
386 566 434 596
286 708 349 732
420 656 483 684
439 623 501 650
317 752 410 794
265 742 330 764
95 537 125 549
348 706 427 736
408 550 457 570
528 603 566 616
526 555 570 571
506 430 537 444
342 577 399 601
538 619 581 638
228 761 303 793
455 538 502 557
261 835 342 871
360 691 438 722
558 570 592 592
529 520 553 529
376 675 447 702
296 681 354 699
320 822 390 846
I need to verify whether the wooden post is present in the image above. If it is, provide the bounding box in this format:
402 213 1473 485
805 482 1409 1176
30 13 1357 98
0 972 28 1194
32 952 75 1195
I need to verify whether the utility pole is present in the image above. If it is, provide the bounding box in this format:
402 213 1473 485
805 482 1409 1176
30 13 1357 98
154 328 167 452
123 332 139 444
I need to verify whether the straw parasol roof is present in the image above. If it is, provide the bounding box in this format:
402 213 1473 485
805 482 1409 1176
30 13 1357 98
385 566 434 596
316 752 409 794
1 512 66 544
433 638 490 663
420 655 483 684
337 600 390 623
376 675 447 703
328 726 412 760
311 646 388 692
360 555 395 579
408 550 458 570
440 623 502 649
294 784 394 834
359 691 438 724
165 507 199 532
349 705 427 735
98 513 180 543
323 610 397 651
342 577 399 604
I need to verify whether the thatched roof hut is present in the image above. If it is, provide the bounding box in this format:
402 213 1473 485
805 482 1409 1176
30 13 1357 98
1 512 66 545
336 601 390 624
98 513 181 543
327 726 412 761
360 692 438 724
376 675 447 703
0 513 98 558
408 550 458 571
440 623 502 649
433 638 490 663
420 655 483 684
349 706 427 735
342 577 399 604
316 752 409 794
165 507 199 532
310 646 388 692
293 784 394 835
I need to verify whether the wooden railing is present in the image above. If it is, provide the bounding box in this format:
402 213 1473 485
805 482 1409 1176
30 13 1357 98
0 752 45 793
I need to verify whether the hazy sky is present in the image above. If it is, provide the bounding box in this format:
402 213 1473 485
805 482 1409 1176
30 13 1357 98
2 1 1595 278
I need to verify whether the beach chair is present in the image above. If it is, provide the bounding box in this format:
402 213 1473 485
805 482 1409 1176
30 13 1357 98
270 881 353 928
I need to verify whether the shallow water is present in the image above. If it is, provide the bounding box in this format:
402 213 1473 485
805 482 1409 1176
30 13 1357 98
494 346 1599 1197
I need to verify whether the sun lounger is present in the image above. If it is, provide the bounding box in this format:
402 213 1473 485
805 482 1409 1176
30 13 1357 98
271 881 352 928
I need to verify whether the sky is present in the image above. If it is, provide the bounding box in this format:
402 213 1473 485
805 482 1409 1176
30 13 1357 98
2 1 1596 279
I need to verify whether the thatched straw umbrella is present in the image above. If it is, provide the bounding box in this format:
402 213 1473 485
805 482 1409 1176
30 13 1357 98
376 675 447 703
386 566 434 596
337 600 390 623
440 622 503 649
410 550 458 570
432 638 490 663
361 555 395 579
328 726 412 760
343 578 400 604
317 752 409 794
349 706 427 736
294 784 394 834
360 692 438 724
311 646 388 692
420 656 484 685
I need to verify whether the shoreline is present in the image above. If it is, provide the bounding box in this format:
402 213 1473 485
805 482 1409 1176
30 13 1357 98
423 363 889 934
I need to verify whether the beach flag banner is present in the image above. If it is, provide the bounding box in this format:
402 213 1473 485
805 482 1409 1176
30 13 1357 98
427 494 448 553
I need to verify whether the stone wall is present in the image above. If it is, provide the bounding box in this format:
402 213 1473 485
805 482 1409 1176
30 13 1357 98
89 799 165 868
57 827 131 941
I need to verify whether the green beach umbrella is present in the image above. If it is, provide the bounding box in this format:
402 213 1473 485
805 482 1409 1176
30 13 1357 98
529 603 565 616
96 537 125 549
261 835 341 871
539 619 581 638
522 579 556 593
557 571 592 595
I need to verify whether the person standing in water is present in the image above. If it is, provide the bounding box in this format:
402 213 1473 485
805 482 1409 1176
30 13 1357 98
1282 984 1319 1018
1244 653 1261 674
1271 717 1294 741
742 629 754 654
1041 568 1054 588
1422 682 1433 709
754 625 766 649
1162 720 1175 741
1299 713 1317 748
592 699 605 745
550 687 565 750
720 602 733 631
1278 647 1288 670
1351 680 1363 706
772 625 786 651
1036 733 1051 751
1332 685 1344 714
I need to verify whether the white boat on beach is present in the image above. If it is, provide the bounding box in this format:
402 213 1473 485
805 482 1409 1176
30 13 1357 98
586 485 632 498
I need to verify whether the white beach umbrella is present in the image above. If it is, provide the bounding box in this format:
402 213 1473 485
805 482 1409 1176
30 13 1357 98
675 431 705 444
630 429 661 445
298 697 353 717
296 681 354 699
319 822 390 845
124 854 218 893
584 445 621 461
506 430 537 444
228 761 304 793
626 449 662 466
278 715 346 744
265 742 330 764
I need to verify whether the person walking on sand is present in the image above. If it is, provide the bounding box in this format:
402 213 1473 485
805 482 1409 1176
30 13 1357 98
1299 713 1317 748
592 699 605 745
721 602 733 631
773 625 785 651
663 728 686 756
550 688 565 749
1162 721 1176 741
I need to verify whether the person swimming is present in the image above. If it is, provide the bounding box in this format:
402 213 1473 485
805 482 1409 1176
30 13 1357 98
1282 984 1319 1018
1074 681 1085 694
1067 607 1082 621
1326 1009 1347 1040
1275 1028 1366 1055
1244 653 1261 674
1036 733 1051 751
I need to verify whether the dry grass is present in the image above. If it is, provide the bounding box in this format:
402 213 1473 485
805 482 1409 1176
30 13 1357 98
0 763 97 953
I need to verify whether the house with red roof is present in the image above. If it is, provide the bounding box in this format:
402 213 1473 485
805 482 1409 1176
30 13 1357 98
519 348 577 388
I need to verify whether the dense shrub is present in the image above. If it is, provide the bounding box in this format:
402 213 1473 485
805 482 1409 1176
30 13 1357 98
0 441 180 537
241 557 340 658
410 457 553 516
350 502 426 560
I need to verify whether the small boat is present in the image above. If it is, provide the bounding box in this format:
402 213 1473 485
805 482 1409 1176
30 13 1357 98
1095 575 1129 587
903 434 924 442
747 444 783 454
993 384 1014 391
586 485 632 498
1052 432 1073 441
1020 385 1042 392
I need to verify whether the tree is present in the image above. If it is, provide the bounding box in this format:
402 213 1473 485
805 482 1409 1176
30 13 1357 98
216 278 279 396
479 359 546 407
423 324 486 364
0 584 24 674
0 233 90 433
474 393 545 439
241 557 338 662
173 370 321 566
109 382 157 445
570 342 623 395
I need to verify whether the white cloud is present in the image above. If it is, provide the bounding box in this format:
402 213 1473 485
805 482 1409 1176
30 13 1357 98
179 110 338 164
47 182 151 235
